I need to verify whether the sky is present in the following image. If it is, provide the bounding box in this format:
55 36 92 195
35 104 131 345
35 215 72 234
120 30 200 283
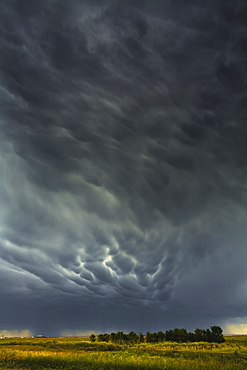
0 0 247 337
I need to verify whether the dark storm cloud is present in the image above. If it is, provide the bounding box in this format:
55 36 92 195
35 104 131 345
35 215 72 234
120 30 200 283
0 0 247 336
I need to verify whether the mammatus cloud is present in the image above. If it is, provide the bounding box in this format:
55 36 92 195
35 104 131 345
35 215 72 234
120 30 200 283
0 0 247 335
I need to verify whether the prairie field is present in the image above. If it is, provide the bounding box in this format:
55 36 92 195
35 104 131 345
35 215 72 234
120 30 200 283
0 335 247 370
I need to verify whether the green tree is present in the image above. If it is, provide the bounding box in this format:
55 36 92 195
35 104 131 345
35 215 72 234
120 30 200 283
127 331 139 344
210 326 225 343
139 332 144 343
97 333 110 342
194 328 204 342
90 334 96 342
157 331 165 342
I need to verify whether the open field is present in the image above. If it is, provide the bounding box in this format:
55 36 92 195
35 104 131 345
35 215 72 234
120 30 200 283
0 335 247 369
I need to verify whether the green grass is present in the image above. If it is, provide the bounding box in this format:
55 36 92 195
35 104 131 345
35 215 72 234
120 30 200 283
0 335 247 369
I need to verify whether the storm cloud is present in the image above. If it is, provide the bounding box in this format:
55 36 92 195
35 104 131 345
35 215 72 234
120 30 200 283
0 0 247 336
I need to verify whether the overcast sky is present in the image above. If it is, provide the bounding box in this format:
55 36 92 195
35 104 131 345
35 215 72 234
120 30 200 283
0 0 247 337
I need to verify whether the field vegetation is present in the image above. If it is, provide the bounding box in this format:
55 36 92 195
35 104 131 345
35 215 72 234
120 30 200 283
0 334 246 369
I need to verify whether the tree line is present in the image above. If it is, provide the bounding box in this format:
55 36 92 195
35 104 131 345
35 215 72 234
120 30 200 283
90 326 225 344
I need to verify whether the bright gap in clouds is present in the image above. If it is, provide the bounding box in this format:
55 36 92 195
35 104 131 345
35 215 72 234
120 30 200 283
0 330 33 338
224 320 247 335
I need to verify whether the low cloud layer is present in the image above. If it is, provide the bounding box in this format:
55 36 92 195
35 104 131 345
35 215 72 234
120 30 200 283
0 0 247 336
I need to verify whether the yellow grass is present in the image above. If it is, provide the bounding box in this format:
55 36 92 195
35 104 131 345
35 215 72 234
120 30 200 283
0 335 246 369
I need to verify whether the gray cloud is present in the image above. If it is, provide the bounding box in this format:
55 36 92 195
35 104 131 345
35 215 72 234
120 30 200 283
0 0 247 336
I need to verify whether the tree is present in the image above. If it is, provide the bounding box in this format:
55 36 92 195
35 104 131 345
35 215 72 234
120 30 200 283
210 326 225 343
165 328 189 342
157 331 165 342
194 328 204 342
146 332 158 343
139 332 144 343
89 334 96 342
95 326 225 344
128 331 139 344
97 333 110 342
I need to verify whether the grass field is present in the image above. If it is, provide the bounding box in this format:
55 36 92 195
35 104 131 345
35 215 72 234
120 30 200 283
0 335 247 369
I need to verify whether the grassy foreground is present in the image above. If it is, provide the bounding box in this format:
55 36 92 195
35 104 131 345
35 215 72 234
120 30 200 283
0 335 247 369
